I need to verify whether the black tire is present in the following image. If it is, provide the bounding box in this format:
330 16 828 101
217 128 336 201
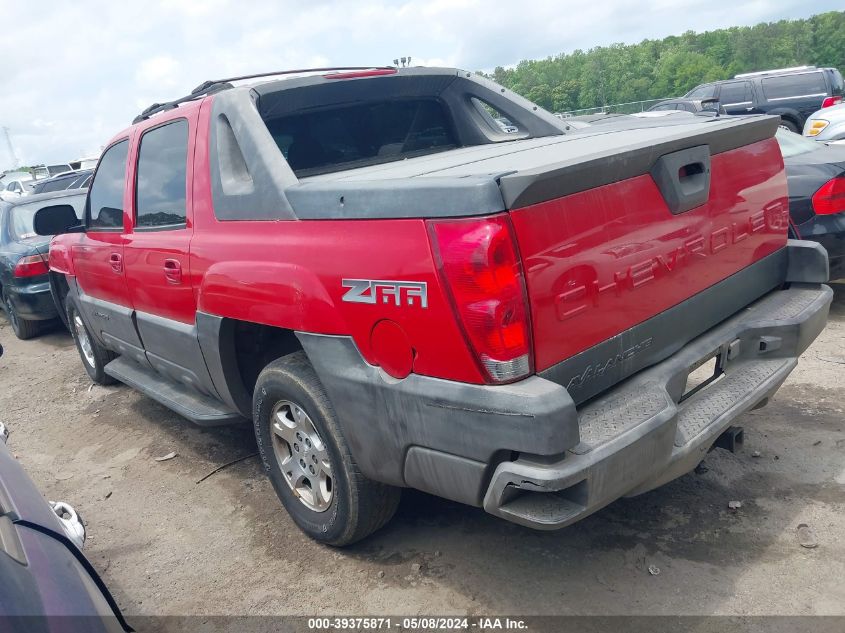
253 351 401 546
66 299 117 385
2 287 40 340
780 118 800 133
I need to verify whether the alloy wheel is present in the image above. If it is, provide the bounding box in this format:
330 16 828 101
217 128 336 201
270 400 333 512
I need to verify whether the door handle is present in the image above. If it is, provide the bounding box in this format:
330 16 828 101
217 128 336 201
109 253 122 273
163 258 182 284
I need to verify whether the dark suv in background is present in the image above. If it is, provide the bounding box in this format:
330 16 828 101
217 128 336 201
685 66 844 132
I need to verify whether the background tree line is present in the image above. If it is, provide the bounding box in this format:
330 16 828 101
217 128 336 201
487 10 845 113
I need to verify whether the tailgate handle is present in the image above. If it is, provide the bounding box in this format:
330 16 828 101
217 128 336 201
650 145 711 215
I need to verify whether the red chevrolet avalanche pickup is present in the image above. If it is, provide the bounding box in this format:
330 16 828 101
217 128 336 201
37 67 831 545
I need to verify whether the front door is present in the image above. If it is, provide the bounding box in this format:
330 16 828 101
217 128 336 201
72 138 148 367
718 81 758 116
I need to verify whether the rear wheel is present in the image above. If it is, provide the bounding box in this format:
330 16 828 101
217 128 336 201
1 288 40 340
66 299 116 385
779 117 800 133
253 352 401 546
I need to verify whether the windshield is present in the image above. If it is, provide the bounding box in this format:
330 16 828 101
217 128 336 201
775 128 822 158
9 195 85 240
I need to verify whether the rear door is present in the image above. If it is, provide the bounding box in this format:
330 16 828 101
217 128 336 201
122 114 219 397
72 139 149 366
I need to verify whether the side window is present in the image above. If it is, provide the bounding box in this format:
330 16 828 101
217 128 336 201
135 119 189 229
761 72 827 100
718 82 752 105
687 84 715 99
87 140 129 230
471 97 522 135
40 179 70 193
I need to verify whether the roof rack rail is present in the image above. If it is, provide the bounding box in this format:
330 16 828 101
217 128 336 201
734 66 817 79
133 66 396 124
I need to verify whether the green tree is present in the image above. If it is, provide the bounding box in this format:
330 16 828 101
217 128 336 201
482 10 845 113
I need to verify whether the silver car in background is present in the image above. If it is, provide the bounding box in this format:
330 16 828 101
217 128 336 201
804 102 845 142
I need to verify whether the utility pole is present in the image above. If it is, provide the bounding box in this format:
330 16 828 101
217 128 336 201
2 127 20 169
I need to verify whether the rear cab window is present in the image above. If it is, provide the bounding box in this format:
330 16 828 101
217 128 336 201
762 72 827 100
9 196 85 240
86 140 129 231
264 99 458 176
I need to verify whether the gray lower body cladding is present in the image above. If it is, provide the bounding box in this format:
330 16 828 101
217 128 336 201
300 278 831 528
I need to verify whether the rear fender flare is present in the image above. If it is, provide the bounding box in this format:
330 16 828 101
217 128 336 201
197 261 345 332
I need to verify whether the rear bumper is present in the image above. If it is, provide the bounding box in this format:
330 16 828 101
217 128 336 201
483 282 832 529
5 281 58 321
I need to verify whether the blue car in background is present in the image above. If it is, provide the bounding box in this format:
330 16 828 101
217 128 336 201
0 190 86 339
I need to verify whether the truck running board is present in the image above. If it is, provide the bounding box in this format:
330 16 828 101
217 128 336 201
104 357 245 426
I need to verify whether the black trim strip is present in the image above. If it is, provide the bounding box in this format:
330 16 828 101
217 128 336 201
539 248 788 404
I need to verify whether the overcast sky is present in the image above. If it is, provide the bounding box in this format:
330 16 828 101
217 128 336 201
0 0 840 170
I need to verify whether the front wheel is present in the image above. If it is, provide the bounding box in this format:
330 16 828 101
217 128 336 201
2 288 40 340
253 351 401 546
66 299 116 385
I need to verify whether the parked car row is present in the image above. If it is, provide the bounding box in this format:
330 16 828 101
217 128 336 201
650 65 843 132
0 190 87 338
0 166 92 203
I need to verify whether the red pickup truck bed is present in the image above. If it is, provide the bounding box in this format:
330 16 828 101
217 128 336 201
41 67 832 544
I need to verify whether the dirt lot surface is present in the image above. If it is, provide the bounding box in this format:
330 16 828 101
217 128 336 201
0 285 843 622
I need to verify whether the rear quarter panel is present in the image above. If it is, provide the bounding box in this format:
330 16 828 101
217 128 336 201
189 219 485 383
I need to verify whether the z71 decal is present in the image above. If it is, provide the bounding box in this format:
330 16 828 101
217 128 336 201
341 279 428 308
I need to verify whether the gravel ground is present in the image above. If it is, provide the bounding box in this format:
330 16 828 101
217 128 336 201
0 284 843 623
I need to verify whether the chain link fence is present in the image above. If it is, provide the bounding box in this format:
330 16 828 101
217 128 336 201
557 97 674 118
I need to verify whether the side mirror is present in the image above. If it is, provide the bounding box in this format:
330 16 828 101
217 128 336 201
700 98 724 116
33 204 84 236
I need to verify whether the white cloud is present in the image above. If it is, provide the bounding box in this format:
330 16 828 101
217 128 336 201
136 55 181 87
0 0 840 169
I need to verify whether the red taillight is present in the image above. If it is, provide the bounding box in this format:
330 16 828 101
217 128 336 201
821 96 842 108
428 215 532 384
812 176 845 215
14 254 49 278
